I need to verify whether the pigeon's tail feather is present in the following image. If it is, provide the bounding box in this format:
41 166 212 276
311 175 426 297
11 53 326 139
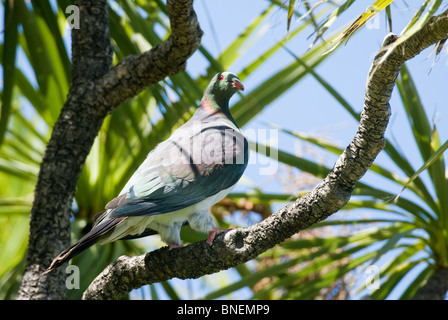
43 237 96 274
43 217 125 274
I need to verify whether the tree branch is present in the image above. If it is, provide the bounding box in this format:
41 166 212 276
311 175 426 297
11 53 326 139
17 0 203 300
82 10 448 300
100 0 203 108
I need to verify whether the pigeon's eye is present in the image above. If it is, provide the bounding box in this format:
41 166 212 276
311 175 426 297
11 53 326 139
218 75 224 81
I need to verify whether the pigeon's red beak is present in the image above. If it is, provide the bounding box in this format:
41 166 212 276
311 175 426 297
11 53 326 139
232 80 244 91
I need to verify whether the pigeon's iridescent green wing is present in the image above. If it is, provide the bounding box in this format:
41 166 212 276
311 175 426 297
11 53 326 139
107 118 248 218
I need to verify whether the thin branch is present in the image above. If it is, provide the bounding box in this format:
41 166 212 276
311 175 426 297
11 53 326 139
100 0 203 109
83 9 448 300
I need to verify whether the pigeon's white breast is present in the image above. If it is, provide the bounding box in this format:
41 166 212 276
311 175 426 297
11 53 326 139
149 184 235 226
100 184 235 243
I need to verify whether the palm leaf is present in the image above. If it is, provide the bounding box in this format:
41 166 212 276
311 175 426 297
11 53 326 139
0 0 19 146
324 0 395 54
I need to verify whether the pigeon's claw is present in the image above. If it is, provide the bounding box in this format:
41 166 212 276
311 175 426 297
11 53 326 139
168 243 184 250
206 227 232 245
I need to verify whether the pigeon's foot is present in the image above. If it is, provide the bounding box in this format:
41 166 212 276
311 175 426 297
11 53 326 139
168 243 184 250
206 227 232 245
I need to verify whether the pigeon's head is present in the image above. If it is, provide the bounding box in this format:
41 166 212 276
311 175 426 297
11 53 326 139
213 72 244 93
203 72 244 108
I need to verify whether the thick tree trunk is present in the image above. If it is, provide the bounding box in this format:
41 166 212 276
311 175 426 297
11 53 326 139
412 267 448 300
16 0 203 300
16 0 112 300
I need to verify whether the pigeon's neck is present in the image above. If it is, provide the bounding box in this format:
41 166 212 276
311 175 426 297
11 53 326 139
203 87 231 110
197 94 238 127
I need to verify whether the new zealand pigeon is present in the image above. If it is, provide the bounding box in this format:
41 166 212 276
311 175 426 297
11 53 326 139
44 72 248 274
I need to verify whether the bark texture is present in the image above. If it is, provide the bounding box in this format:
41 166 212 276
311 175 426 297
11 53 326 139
82 11 448 300
412 267 448 300
17 0 203 300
